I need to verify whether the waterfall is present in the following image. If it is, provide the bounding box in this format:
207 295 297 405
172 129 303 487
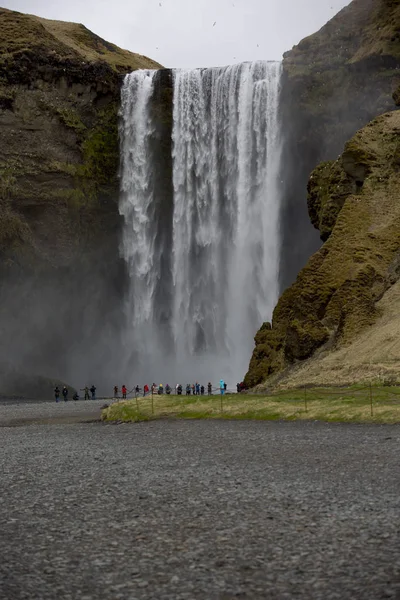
120 62 282 384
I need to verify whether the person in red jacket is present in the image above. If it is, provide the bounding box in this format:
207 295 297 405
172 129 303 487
122 385 127 399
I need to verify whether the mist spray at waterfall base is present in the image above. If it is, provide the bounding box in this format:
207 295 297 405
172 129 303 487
119 62 282 386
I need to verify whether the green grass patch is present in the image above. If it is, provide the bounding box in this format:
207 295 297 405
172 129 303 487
102 386 400 425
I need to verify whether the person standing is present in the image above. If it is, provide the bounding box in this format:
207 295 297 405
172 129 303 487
195 382 200 395
54 386 60 403
90 385 96 400
114 385 119 398
62 386 68 402
201 385 205 395
208 382 212 395
83 386 90 401
122 385 127 399
144 384 149 396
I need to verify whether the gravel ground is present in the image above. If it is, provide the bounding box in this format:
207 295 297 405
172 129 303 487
0 399 105 426
0 412 399 599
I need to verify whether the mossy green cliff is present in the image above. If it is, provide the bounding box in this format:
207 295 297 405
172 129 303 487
245 109 400 388
247 0 400 389
279 0 400 288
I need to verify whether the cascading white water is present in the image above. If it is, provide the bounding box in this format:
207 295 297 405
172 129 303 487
119 70 159 359
120 62 282 384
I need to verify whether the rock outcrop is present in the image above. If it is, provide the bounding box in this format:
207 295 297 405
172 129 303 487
279 0 400 288
245 109 400 388
0 8 161 388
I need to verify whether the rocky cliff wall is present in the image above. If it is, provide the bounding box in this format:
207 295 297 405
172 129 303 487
245 0 400 388
279 0 400 290
0 8 161 389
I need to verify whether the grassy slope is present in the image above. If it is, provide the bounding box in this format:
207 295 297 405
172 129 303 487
102 388 400 424
0 7 162 71
246 109 400 389
274 280 400 388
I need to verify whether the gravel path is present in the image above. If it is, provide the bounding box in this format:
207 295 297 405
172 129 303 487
0 415 399 599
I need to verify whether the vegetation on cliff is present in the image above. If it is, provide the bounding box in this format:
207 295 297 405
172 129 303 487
246 109 400 389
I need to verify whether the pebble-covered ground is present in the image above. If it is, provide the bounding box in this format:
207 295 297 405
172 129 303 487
0 404 399 599
0 398 105 426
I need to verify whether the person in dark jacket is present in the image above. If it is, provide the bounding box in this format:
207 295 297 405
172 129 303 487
208 382 212 395
186 384 191 395
73 391 79 401
62 386 68 402
200 385 205 395
90 385 96 400
54 386 60 403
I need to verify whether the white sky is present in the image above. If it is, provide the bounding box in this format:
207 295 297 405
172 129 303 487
2 0 350 68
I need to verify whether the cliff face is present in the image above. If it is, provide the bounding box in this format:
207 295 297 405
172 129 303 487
0 8 161 387
279 0 400 289
246 109 400 388
245 0 400 388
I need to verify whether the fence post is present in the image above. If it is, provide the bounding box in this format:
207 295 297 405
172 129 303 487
151 390 154 416
136 392 140 415
220 388 223 413
369 383 373 417
304 385 308 413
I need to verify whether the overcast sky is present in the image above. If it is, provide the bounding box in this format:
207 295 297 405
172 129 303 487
3 0 350 68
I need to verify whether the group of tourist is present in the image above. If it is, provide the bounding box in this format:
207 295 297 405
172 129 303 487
137 381 231 396
55 380 247 402
54 385 97 402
